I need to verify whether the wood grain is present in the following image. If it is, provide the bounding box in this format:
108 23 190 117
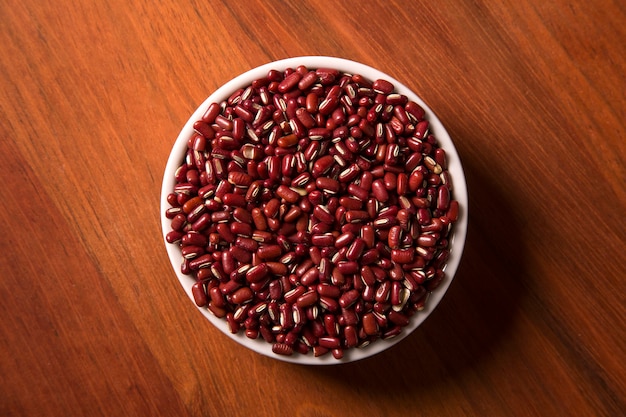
0 0 624 416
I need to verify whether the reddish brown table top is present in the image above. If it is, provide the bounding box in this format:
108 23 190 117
1 1 624 416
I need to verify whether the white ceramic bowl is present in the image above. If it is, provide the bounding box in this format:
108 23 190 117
161 56 468 364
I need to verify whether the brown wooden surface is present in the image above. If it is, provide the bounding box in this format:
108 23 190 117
1 1 624 416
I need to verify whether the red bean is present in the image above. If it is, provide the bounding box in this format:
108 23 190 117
191 282 207 307
371 179 389 202
391 248 414 264
296 290 319 308
311 155 335 177
446 200 459 222
372 79 394 94
362 312 378 335
311 233 335 247
347 184 368 201
257 244 282 260
346 238 365 261
275 185 300 203
278 72 301 93
231 286 254 304
272 343 294 356
316 176 340 194
313 205 334 225
318 336 341 349
388 225 402 249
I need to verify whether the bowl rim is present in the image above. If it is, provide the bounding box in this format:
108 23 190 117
160 55 468 365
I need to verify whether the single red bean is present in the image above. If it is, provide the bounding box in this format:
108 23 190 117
166 230 183 244
361 249 379 265
334 231 355 248
383 172 397 191
231 286 254 304
319 295 340 312
313 205 335 225
337 164 361 183
317 283 341 298
371 179 389 202
300 266 319 286
344 325 358 347
170 213 188 232
250 208 267 232
305 92 319 113
311 155 335 177
278 72 301 93
346 238 365 261
275 185 300 203
256 244 282 260
235 236 258 252
284 285 306 305
318 336 341 349
359 224 374 248
417 207 431 225
338 196 362 211
246 263 270 283
338 289 360 309
316 176 340 194
209 286 227 308
342 210 367 224
446 200 459 222
182 245 205 259
346 184 369 201
277 133 299 148
216 223 236 243
230 222 252 237
391 248 414 264
337 261 359 275
272 343 294 356
298 71 318 90
191 282 207 307
362 312 378 335
201 102 221 123
388 310 410 327
418 233 438 247
296 290 319 308
372 79 394 94
311 233 335 247
388 225 403 249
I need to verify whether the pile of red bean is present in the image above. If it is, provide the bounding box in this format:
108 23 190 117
165 66 459 359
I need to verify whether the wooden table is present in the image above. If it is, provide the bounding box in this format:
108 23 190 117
1 1 624 416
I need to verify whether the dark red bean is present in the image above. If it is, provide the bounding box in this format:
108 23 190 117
371 179 389 202
316 176 340 194
318 336 341 349
362 312 378 335
391 248 414 264
313 205 335 225
191 282 207 307
275 185 300 203
346 238 365 261
231 286 254 304
372 79 394 94
272 343 294 356
446 200 459 222
296 290 319 307
257 244 282 260
278 72 301 93
311 155 335 177
246 263 270 283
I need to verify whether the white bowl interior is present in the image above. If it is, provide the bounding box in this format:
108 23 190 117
161 56 468 364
